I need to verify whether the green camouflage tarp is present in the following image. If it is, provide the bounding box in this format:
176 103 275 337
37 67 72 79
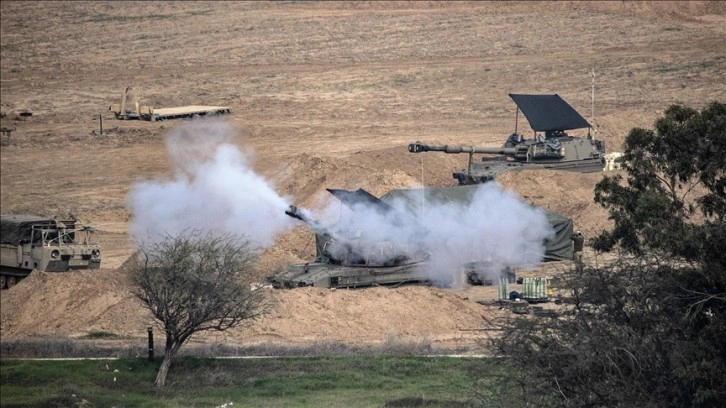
379 185 574 261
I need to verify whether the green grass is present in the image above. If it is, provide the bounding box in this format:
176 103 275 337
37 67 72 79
0 356 508 407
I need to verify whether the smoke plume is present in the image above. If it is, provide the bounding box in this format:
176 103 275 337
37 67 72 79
311 183 554 286
414 184 553 285
127 120 294 247
128 120 553 286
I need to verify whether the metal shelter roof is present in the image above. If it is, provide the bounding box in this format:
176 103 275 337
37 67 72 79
509 94 591 132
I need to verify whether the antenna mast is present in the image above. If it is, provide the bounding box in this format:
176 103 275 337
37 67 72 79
420 156 425 219
591 68 595 121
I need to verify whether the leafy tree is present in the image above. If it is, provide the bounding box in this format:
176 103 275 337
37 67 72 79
486 102 725 407
132 231 270 387
592 101 725 257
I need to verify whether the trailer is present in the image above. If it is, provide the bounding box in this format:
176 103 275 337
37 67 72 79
150 105 231 121
109 87 230 121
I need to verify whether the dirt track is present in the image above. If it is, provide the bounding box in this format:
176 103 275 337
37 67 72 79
1 1 724 351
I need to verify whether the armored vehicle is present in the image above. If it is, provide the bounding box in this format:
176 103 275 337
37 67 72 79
0 215 102 289
268 189 429 289
268 185 576 289
409 94 606 184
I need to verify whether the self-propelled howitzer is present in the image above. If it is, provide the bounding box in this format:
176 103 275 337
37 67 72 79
409 93 606 184
267 197 427 289
284 204 366 266
409 135 604 184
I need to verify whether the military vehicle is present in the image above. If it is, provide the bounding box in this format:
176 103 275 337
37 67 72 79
408 94 606 184
268 189 430 289
0 215 102 289
268 186 576 289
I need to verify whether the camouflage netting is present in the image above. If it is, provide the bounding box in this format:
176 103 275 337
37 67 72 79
380 185 574 261
0 215 55 245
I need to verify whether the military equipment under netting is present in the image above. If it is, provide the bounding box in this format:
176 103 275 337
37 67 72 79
267 189 429 289
268 185 577 289
379 185 576 287
409 94 606 185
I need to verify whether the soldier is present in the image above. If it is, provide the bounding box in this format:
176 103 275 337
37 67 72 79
571 230 584 272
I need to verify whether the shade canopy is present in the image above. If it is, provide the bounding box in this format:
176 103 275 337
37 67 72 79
509 93 591 132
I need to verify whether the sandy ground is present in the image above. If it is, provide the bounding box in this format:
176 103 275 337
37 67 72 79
1 1 724 352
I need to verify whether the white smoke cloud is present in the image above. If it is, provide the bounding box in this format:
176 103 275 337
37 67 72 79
308 183 553 286
128 121 554 287
127 120 295 248
414 183 553 285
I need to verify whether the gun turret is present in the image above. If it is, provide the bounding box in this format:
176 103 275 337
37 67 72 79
285 204 421 267
286 204 364 264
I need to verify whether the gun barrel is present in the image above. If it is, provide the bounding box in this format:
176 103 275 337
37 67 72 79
286 205 323 230
285 205 305 221
285 205 339 240
408 142 516 155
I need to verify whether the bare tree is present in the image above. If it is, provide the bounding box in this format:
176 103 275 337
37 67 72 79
131 230 269 387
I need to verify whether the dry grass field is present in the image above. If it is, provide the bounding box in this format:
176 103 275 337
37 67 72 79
1 1 724 351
